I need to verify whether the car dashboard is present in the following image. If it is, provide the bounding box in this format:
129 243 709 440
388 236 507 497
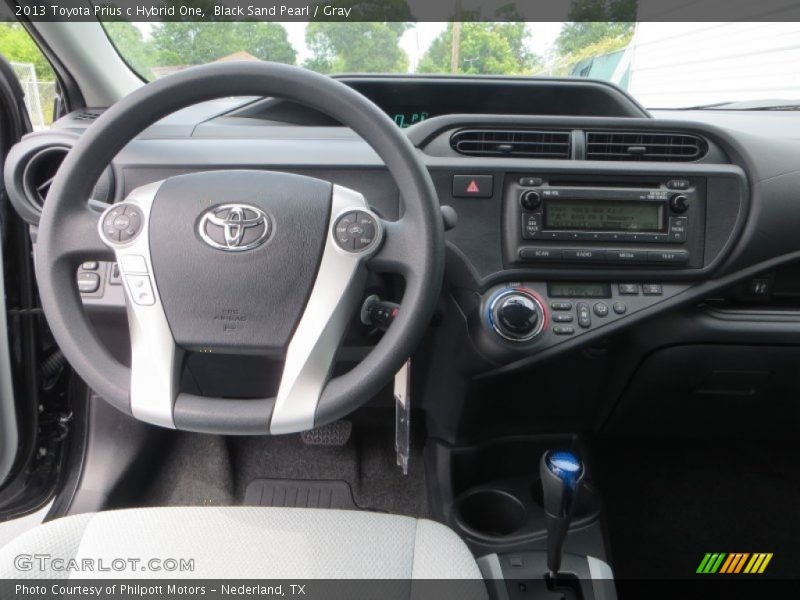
7 74 800 380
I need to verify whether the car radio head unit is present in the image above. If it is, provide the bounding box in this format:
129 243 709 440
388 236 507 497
508 176 706 269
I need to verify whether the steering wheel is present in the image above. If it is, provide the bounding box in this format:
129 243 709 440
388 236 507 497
36 62 444 435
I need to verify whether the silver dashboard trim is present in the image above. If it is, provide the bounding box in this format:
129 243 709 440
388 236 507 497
98 180 181 429
270 185 383 434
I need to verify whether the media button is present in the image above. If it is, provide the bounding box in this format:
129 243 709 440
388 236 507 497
607 249 648 263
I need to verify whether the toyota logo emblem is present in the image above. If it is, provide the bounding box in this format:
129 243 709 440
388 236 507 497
198 204 271 252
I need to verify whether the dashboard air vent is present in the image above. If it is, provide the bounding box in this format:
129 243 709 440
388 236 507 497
585 131 707 162
22 146 70 210
72 109 103 122
451 129 571 158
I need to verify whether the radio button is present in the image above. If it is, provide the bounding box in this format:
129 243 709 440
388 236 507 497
577 303 592 328
522 213 541 239
563 249 606 262
669 193 690 213
618 283 639 295
667 179 691 190
607 249 648 263
669 216 688 242
649 250 689 264
551 302 573 311
520 190 542 210
519 247 562 260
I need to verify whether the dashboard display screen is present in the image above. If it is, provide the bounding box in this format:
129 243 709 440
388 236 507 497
391 111 432 128
548 283 612 298
544 200 662 232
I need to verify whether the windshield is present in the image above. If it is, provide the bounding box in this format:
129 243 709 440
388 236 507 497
102 21 800 110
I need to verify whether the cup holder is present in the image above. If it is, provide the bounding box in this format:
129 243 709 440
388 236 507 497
455 489 527 537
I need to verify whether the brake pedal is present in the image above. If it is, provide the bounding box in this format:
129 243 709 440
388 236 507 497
300 420 352 446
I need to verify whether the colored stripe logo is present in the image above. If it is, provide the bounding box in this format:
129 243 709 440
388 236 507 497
697 553 773 574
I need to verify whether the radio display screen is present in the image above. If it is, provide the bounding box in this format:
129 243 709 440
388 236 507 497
544 200 663 232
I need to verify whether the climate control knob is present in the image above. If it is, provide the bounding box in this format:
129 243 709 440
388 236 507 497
489 289 546 342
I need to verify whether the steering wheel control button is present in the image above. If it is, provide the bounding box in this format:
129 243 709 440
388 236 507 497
119 254 148 274
577 303 591 328
125 275 155 306
101 204 143 244
613 302 628 315
453 175 493 198
333 211 379 252
593 302 609 318
77 272 100 294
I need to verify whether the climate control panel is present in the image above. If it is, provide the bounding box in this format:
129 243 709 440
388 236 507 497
474 280 690 361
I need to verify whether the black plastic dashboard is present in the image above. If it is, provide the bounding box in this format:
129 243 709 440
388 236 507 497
8 74 800 377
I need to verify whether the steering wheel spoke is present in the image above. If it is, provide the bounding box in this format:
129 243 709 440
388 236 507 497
46 205 116 266
270 185 379 434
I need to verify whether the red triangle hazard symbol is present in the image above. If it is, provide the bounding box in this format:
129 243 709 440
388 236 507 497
466 179 480 193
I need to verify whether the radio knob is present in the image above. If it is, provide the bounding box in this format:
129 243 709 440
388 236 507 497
520 190 542 211
669 193 690 213
490 290 545 342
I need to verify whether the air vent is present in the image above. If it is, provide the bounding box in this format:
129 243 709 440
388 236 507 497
22 146 70 210
451 129 571 158
585 131 707 162
72 109 103 122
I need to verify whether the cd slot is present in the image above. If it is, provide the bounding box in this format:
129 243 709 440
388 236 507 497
546 180 661 189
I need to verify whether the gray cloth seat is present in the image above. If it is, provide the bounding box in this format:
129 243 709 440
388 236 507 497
0 507 485 583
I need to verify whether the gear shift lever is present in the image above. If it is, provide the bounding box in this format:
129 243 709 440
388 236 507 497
540 450 585 576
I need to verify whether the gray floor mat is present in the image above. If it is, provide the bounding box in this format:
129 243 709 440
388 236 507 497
135 417 428 518
244 479 356 509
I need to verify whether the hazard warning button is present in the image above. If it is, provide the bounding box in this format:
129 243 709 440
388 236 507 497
452 175 493 198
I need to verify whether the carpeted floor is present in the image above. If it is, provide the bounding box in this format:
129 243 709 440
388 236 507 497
592 436 800 580
136 420 428 518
